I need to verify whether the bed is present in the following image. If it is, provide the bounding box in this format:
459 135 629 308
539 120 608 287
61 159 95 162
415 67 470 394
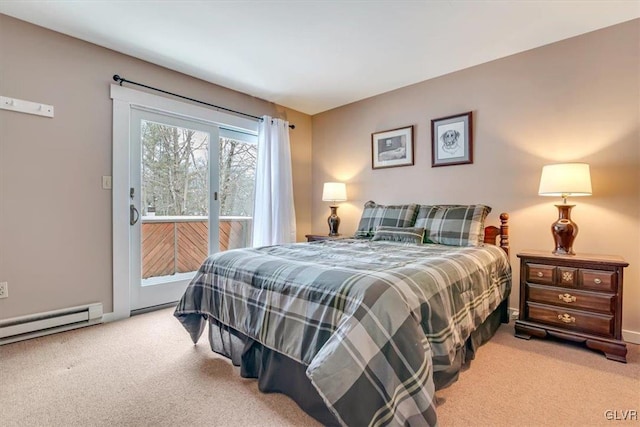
175 203 511 426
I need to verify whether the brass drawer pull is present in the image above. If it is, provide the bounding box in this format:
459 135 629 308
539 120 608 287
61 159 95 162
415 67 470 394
558 293 577 303
594 278 602 285
557 313 576 324
537 272 544 278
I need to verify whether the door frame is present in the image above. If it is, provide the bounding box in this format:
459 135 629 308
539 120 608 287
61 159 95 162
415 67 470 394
108 84 257 322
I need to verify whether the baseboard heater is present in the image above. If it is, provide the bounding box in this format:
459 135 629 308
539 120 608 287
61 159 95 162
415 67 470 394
0 303 103 345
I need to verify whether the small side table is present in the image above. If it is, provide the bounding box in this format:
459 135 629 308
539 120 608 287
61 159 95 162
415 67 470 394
305 234 342 242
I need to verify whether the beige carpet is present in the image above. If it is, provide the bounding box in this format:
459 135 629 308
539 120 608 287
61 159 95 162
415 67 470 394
0 308 637 426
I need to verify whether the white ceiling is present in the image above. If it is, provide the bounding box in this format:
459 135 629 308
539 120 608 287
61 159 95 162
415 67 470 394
1 1 638 115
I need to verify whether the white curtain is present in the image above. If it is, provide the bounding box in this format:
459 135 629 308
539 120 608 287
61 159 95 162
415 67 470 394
252 116 297 247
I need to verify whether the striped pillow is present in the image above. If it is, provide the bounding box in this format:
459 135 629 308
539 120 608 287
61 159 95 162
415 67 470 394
414 205 491 246
371 226 425 245
354 201 419 239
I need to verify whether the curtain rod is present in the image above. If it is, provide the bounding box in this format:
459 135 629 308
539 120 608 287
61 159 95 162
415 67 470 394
112 74 295 129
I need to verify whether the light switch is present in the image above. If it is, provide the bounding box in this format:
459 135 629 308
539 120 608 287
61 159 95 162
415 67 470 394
102 176 112 190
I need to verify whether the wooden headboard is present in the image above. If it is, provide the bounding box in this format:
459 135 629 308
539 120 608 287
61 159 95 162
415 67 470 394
484 212 509 256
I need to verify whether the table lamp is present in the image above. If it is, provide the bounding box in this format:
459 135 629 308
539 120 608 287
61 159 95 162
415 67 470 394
322 182 347 236
538 163 592 255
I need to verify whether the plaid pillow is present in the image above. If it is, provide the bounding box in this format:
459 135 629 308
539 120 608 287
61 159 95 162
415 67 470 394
414 205 491 246
371 226 425 245
354 201 419 239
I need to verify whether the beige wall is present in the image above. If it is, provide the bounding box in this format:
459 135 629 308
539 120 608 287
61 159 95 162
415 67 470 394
1 14 638 337
311 20 640 335
0 15 312 319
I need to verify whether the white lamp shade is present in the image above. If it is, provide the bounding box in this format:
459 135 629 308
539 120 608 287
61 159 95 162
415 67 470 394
538 163 592 197
322 182 347 202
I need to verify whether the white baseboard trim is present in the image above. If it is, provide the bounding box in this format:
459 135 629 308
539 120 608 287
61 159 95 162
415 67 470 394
102 312 128 323
622 329 640 345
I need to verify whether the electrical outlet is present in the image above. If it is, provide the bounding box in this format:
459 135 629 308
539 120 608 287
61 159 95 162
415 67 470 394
0 282 8 299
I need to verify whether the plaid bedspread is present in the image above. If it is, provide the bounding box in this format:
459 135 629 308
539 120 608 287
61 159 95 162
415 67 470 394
174 239 511 427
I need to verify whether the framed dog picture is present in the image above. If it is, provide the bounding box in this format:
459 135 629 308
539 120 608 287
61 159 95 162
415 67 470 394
431 111 473 167
371 125 414 169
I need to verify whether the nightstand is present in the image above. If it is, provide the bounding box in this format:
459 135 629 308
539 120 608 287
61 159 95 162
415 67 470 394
515 250 629 362
305 234 342 242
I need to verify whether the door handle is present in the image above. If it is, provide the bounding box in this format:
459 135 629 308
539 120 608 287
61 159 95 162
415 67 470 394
130 204 139 226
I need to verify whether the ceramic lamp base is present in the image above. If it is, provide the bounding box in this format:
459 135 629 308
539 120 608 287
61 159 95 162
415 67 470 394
551 204 578 255
327 206 341 236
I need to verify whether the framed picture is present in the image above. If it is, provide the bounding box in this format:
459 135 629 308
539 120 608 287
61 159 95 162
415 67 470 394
431 111 473 167
371 125 414 169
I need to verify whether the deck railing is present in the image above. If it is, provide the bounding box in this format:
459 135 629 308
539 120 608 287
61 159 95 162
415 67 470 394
141 215 252 279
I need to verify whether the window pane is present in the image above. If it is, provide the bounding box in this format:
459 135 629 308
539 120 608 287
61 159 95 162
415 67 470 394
141 120 209 216
140 119 210 279
219 136 256 250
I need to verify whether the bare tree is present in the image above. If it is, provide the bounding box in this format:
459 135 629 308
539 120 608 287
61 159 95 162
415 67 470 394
142 121 208 215
142 121 256 218
219 137 256 216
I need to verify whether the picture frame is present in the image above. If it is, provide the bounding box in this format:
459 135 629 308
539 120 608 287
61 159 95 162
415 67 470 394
431 111 473 167
371 125 414 169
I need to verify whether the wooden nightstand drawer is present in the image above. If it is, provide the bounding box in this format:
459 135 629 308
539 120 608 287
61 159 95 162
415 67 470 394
580 270 616 292
527 284 615 314
526 263 555 285
526 302 614 337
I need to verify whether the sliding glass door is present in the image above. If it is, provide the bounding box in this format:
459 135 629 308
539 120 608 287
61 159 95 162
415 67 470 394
129 108 219 311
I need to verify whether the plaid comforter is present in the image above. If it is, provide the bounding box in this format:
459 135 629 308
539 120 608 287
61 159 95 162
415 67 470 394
174 239 511 427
